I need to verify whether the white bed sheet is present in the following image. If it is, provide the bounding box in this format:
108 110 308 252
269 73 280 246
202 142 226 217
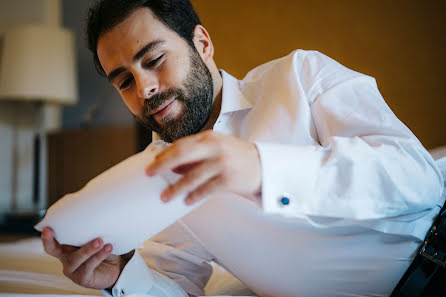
0 238 254 297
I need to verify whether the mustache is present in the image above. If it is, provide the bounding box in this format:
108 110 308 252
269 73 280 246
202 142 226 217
143 88 184 116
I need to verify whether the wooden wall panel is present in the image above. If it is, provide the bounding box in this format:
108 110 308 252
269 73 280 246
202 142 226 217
192 0 446 149
47 126 137 206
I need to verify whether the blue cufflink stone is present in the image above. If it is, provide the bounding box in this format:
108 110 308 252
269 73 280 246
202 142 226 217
280 197 290 206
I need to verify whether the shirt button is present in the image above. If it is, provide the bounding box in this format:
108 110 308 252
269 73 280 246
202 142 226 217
280 197 290 206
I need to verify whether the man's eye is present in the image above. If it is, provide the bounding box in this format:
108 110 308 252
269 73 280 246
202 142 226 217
145 54 164 68
119 77 133 90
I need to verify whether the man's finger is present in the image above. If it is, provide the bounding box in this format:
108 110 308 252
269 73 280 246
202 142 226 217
146 132 217 176
79 244 114 275
64 238 104 274
61 244 78 255
161 159 220 202
42 227 63 259
172 161 201 174
185 175 223 205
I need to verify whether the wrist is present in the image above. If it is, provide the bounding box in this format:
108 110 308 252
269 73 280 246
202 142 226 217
105 250 135 292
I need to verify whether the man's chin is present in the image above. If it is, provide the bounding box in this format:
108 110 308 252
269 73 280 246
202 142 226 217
153 118 181 136
155 117 173 128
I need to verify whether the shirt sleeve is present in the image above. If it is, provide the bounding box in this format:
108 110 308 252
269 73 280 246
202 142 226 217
108 220 215 297
255 51 444 222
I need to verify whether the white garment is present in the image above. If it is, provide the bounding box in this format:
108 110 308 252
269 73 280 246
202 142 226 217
109 50 444 297
35 141 205 256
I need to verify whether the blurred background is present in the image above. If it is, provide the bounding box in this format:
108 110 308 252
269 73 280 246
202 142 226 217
0 0 445 232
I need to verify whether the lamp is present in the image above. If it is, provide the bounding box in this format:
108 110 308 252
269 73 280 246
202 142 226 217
0 24 78 232
0 24 77 104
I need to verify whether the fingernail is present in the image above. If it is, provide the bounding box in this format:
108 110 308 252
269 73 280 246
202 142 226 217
161 190 169 199
105 244 112 252
93 239 100 248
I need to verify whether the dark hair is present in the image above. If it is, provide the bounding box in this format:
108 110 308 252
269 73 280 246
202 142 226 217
86 0 202 76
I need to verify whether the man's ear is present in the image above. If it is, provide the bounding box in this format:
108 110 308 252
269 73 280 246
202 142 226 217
192 25 214 62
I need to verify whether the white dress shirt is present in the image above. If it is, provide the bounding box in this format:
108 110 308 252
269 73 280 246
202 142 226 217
108 50 444 297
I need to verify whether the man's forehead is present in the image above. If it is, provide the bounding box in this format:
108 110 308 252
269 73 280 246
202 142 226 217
98 8 166 49
96 8 173 74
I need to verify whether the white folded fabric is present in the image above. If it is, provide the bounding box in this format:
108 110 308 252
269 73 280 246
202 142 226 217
35 141 204 255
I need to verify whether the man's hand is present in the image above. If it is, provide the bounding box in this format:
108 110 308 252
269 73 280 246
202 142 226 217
146 130 262 205
41 227 123 290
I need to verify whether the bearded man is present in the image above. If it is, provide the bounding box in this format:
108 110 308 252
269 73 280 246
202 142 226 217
42 1 445 296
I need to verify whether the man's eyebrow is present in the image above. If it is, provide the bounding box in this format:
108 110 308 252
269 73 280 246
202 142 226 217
107 67 126 83
107 40 165 83
133 40 165 62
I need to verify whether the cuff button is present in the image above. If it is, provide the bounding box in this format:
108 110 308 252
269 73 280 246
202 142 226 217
280 197 290 206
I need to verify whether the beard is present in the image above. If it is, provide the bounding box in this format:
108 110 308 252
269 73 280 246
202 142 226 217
137 46 214 143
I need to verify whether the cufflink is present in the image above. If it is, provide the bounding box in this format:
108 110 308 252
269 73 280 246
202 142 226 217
279 196 290 206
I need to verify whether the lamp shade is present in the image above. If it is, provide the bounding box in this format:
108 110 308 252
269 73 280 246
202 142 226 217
0 25 78 104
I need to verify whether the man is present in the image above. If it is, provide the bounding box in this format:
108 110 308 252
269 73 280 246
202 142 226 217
42 0 444 296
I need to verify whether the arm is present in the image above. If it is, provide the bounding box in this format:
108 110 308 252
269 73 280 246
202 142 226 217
108 220 214 297
257 51 444 220
42 219 214 297
146 50 443 223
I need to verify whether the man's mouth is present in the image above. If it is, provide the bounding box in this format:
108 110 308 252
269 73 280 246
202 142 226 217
151 98 176 117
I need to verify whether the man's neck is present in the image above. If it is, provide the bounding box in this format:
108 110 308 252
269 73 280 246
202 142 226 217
201 70 223 131
201 87 222 131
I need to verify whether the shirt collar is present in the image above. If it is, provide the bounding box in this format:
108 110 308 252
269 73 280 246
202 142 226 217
219 69 253 116
152 70 252 142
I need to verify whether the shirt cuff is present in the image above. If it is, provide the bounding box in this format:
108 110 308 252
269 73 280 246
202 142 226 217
109 251 154 296
255 141 324 217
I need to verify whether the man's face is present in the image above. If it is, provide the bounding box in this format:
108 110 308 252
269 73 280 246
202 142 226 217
97 8 213 142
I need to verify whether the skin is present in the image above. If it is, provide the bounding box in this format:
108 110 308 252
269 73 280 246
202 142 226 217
42 228 122 289
42 7 262 290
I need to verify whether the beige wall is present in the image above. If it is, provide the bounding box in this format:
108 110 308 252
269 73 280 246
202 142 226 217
192 0 446 149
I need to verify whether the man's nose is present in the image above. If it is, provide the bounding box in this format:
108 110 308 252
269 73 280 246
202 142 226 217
135 73 158 99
